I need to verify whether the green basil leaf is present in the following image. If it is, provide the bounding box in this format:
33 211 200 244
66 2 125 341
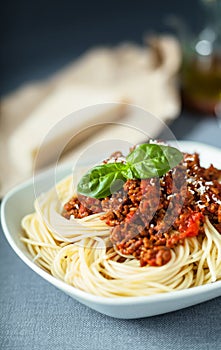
126 144 183 178
77 143 183 199
77 162 128 198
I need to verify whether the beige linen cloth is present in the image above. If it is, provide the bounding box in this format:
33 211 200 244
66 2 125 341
0 35 181 196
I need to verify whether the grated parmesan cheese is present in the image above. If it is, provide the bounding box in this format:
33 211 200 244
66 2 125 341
212 194 221 205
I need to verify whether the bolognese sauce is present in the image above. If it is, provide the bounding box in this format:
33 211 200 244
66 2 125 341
63 152 221 267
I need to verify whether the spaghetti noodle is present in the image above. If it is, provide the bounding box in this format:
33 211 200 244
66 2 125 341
21 148 221 297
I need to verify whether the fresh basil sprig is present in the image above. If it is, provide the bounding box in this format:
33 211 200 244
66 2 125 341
77 143 183 199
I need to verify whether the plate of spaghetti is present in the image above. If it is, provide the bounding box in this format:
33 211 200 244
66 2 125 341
1 140 221 319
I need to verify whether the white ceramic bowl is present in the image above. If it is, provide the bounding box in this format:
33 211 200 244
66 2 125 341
1 141 221 319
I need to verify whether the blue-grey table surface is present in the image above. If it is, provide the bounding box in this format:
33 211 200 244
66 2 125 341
1 112 221 350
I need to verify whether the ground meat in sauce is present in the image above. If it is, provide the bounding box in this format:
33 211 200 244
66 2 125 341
63 152 221 267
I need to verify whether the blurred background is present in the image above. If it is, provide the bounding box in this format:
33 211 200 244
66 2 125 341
1 0 221 196
1 0 204 95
